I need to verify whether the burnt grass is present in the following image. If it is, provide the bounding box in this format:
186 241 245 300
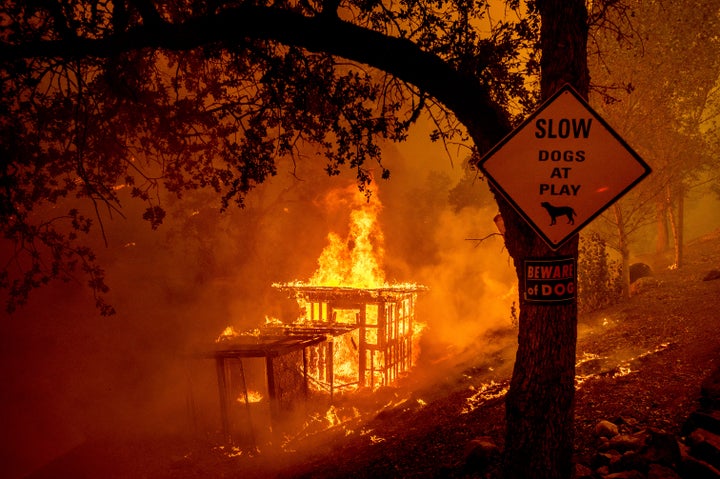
27 231 720 479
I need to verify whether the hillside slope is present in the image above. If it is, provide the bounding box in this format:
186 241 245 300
26 231 720 478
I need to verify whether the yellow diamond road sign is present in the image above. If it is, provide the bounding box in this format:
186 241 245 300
477 84 651 249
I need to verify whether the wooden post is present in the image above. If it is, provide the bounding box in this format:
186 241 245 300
265 356 279 426
408 296 414 369
327 339 334 400
302 347 309 398
238 359 257 448
358 305 366 388
215 356 231 443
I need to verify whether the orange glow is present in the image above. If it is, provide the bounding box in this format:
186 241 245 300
309 185 385 289
325 404 340 427
216 326 238 342
264 315 283 326
331 331 361 387
236 390 264 404
218 184 426 398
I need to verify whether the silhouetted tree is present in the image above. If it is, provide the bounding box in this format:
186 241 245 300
0 1 592 477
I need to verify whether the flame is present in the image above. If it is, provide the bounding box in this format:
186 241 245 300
575 343 672 387
237 390 264 404
461 380 510 414
216 184 426 405
216 326 238 342
264 315 283 326
332 331 361 387
325 405 341 427
613 366 633 378
309 185 385 288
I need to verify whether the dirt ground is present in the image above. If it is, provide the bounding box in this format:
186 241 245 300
24 230 720 478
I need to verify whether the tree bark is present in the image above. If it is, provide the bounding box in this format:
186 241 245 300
665 184 682 269
655 201 670 254
676 192 684 268
614 203 631 299
501 1 588 478
668 187 685 269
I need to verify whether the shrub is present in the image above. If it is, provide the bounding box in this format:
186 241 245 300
578 233 623 314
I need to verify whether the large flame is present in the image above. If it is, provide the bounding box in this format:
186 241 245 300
308 185 385 288
218 184 424 404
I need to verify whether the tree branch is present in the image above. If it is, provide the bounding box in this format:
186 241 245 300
1 5 510 149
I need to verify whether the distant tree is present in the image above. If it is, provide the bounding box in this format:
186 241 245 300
589 189 656 298
589 0 720 269
0 1 592 477
448 160 496 213
577 232 622 314
395 170 453 268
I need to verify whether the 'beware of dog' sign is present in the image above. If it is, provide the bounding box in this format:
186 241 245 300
476 84 651 249
524 257 576 303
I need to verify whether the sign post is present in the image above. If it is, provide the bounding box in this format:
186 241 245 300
477 84 651 251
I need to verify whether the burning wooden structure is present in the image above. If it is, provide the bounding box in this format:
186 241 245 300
209 283 426 442
272 283 426 393
208 334 326 442
206 184 427 443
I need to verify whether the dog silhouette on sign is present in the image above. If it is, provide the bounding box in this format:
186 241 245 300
540 202 576 226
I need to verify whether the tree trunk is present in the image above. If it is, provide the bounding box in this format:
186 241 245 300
613 203 631 299
666 184 683 269
678 193 684 267
675 191 684 268
655 201 669 254
501 1 588 478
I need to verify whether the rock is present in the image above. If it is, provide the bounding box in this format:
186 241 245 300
612 450 649 473
605 431 650 453
685 410 720 437
642 429 681 467
688 428 720 468
680 441 720 479
574 462 594 479
630 263 653 283
604 470 646 479
703 269 720 281
647 463 682 479
596 420 620 438
593 450 623 469
463 436 500 471
679 454 720 479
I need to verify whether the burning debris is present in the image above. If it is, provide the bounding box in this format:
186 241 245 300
575 342 674 387
267 283 427 393
207 185 428 445
462 380 511 415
